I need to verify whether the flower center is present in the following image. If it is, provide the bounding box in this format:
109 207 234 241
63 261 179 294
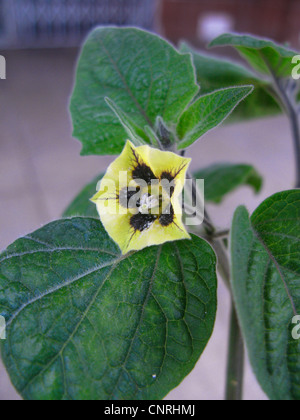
139 194 160 214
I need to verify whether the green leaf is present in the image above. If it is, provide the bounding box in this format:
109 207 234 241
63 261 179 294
180 43 280 120
177 86 253 149
63 175 102 218
70 27 199 155
143 125 160 148
0 218 217 400
209 33 299 78
105 98 147 146
231 190 300 400
194 163 263 204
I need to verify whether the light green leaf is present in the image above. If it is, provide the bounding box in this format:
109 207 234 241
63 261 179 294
209 33 299 78
105 98 147 146
194 163 263 204
63 175 102 218
70 27 199 155
144 125 160 148
231 190 300 400
180 42 280 120
177 86 253 149
0 218 217 400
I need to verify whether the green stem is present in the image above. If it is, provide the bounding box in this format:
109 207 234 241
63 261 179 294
270 77 300 188
226 303 245 400
213 229 230 239
184 170 245 399
213 235 245 400
210 238 230 289
212 236 245 400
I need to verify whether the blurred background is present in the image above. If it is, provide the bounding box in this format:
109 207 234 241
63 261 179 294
0 0 298 401
0 0 299 49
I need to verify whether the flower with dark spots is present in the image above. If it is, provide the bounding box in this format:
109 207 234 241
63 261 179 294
91 141 191 254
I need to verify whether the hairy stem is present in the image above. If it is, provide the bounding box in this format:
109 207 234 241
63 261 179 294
211 233 244 400
271 77 300 188
210 232 244 400
285 101 300 188
226 303 245 400
185 170 245 399
213 229 230 239
211 238 231 289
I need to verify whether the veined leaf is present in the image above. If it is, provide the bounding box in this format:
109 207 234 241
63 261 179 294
105 98 147 146
180 43 280 120
209 33 299 78
0 218 217 400
70 27 199 155
194 163 263 204
177 86 253 149
231 190 300 400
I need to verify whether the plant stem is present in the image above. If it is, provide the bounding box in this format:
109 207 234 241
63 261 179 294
211 235 244 400
213 229 230 239
211 238 230 289
185 170 245 399
285 101 300 188
270 77 300 188
203 210 231 289
207 220 245 400
212 234 245 400
226 303 245 401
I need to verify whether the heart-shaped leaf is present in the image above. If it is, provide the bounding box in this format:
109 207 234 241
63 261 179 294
231 190 300 400
70 27 199 155
0 218 217 400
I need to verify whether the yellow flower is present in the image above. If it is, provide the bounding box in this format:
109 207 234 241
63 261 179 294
91 141 191 254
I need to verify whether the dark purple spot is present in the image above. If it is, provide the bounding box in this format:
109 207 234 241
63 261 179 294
119 187 141 208
130 213 157 232
160 172 175 197
159 205 175 227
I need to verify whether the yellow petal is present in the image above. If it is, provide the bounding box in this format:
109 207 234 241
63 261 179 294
100 140 138 190
100 211 139 254
126 219 190 253
135 144 191 198
91 140 191 254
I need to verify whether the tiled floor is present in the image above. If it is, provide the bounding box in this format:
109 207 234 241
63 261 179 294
0 48 296 400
